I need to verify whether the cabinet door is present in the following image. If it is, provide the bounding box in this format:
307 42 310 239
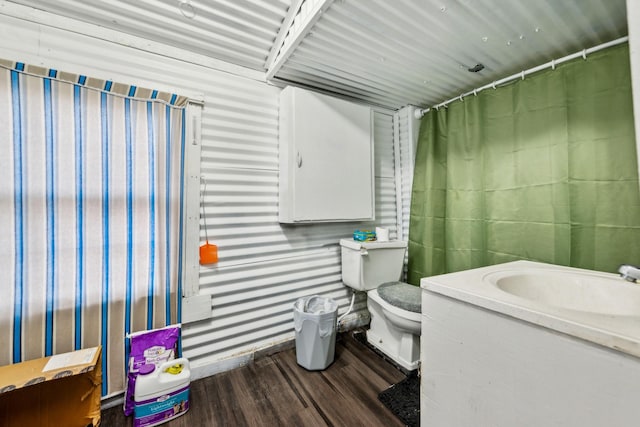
292 90 373 221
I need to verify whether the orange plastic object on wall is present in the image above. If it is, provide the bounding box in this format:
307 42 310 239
200 179 218 265
200 241 218 265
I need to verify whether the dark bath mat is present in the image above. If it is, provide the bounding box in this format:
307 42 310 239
378 372 420 427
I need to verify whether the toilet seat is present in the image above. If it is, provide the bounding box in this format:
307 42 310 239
377 281 421 313
368 289 422 328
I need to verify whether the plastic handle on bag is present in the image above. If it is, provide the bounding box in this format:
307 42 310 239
159 357 190 375
304 295 321 312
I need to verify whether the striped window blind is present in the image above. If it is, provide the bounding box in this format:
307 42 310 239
0 60 187 396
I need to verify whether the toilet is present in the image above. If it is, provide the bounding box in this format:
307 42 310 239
340 239 421 371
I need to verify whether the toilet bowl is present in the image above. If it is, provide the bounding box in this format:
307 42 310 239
367 285 421 371
339 239 421 370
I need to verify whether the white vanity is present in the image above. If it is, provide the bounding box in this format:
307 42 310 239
420 261 640 427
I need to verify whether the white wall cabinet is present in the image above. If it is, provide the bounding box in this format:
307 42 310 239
279 86 374 223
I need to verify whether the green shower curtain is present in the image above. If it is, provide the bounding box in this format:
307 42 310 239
408 43 640 283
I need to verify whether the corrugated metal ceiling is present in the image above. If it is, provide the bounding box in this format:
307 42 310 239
273 0 628 108
7 0 628 109
7 0 294 71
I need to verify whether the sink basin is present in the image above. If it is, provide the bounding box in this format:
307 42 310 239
485 269 640 316
422 260 640 359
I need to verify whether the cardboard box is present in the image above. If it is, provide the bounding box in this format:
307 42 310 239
0 346 102 427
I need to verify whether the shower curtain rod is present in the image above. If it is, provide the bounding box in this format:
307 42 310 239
414 36 629 119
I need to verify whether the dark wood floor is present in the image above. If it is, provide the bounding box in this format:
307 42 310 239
102 332 407 426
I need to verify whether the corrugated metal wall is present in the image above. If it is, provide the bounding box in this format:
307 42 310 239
0 10 400 385
191 108 397 368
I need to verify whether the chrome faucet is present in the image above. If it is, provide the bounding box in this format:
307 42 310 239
618 264 640 283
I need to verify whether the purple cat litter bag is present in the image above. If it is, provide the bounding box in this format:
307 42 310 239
123 325 181 416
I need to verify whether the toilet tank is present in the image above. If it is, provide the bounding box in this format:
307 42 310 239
340 239 408 291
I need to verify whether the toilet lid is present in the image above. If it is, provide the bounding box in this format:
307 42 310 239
377 281 421 313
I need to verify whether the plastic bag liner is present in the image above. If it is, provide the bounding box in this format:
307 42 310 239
293 295 338 370
123 324 181 416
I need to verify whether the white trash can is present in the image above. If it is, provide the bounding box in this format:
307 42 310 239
293 295 338 370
